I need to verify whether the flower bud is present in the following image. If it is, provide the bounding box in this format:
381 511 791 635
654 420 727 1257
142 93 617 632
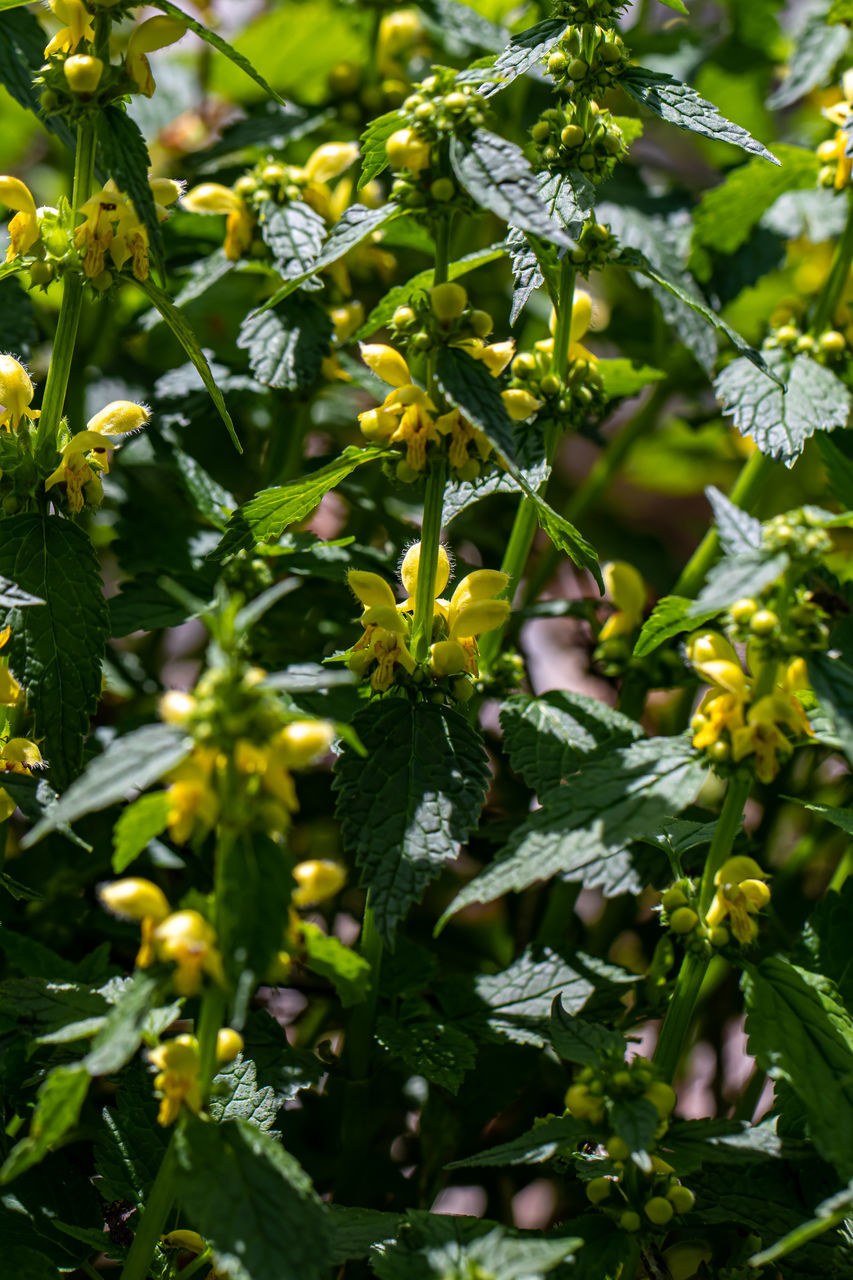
429 177 455 201
99 877 170 923
292 858 347 907
619 1210 641 1232
216 1028 244 1064
644 1081 676 1119
347 569 397 609
0 355 35 430
669 907 699 935
386 127 431 172
87 400 150 436
645 1196 674 1225
303 141 359 183
561 124 585 148
181 183 241 215
276 720 335 767
64 54 103 95
162 1230 206 1254
429 282 467 321
430 639 467 676
159 690 196 724
606 1135 630 1161
400 542 451 596
359 343 411 387
585 1176 612 1204
502 388 543 421
667 1185 695 1214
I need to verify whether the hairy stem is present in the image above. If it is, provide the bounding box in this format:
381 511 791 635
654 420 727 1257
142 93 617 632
653 772 751 1081
35 120 96 465
118 1137 178 1280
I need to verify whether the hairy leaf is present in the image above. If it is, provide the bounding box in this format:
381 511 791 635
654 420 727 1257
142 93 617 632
500 691 643 796
258 204 399 311
359 111 402 188
257 199 325 279
0 9 75 151
621 67 778 163
808 651 853 766
768 7 850 108
692 146 820 256
634 596 721 658
691 550 789 614
237 298 333 390
448 1115 583 1168
0 515 109 791
450 130 572 246
333 699 491 941
715 351 851 465
550 1002 625 1065
376 1015 476 1093
299 920 371 1007
370 1212 579 1280
706 485 763 554
477 19 563 96
217 833 293 989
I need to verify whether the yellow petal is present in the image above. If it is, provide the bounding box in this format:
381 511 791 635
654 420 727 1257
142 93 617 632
450 598 510 639
400 542 450 597
181 183 241 215
359 343 411 388
501 388 543 421
571 290 593 342
98 877 170 922
87 400 150 436
347 569 396 608
602 561 645 621
303 142 359 183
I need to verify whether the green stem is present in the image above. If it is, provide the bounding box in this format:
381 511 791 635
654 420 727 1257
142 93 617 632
811 188 853 334
411 458 447 663
550 258 576 380
432 212 453 287
35 120 96 467
195 985 226 1102
118 1138 179 1280
673 449 773 600
653 772 751 1081
176 1248 215 1280
345 900 383 1082
339 899 383 1204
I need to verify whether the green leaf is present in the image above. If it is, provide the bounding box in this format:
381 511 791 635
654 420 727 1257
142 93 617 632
439 945 633 1047
448 1115 583 1168
0 9 76 151
370 1212 579 1280
174 1116 331 1280
450 130 572 246
633 596 721 658
333 699 491 942
111 792 172 873
0 514 109 791
475 19 564 96
95 1060 169 1205
0 1065 89 1183
661 1117 788 1174
705 485 763 554
0 976 107 1037
751 1182 853 1269
0 576 43 607
768 8 850 108
171 444 235 530
165 248 235 314
744 957 853 1178
136 276 241 452
299 920 371 1007
817 434 853 508
656 0 688 11
84 971 180 1077
610 1097 659 1163
151 0 288 104
240 1009 325 1103
621 67 779 164
209 1055 279 1131
353 243 506 341
22 723 192 848
692 146 820 257
257 199 326 279
434 346 599 582
808 651 853 766
690 549 789 615
257 204 398 311
237 298 333 390
375 1014 476 1093
213 445 386 560
715 351 851 466
328 1207 406 1266
500 691 643 796
550 1001 625 1065
216 832 292 988
598 359 666 401
440 736 706 922
359 111 401 188
96 107 163 276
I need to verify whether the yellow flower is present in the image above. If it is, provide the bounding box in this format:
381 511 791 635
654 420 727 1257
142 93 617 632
706 856 770 944
151 909 225 995
501 388 544 421
431 568 510 676
275 720 336 767
0 177 40 261
820 99 853 189
0 738 43 822
75 179 178 282
292 859 347 907
126 15 187 97
599 561 646 641
164 748 220 845
542 291 598 369
148 1035 203 1125
435 409 491 471
377 9 424 77
216 1028 244 1064
64 54 104 95
98 877 171 968
181 182 254 262
302 141 360 185
0 627 21 707
386 127 431 172
0 355 38 433
45 400 150 514
44 0 95 58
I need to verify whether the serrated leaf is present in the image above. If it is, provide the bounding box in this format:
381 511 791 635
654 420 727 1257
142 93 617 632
213 445 386 560
692 146 820 256
506 227 546 322
111 792 172 873
598 359 666 400
0 10 76 151
808 651 853 766
0 1065 89 1183
829 0 853 19
768 7 850 108
621 66 779 164
0 514 109 791
706 485 763 554
611 1097 659 1161
450 130 572 246
634 595 721 658
171 444 235 530
690 550 789 615
95 1060 169 1205
359 111 401 188
0 976 107 1036
328 1206 406 1267
448 1115 583 1168
151 0 288 104
751 1181 853 1269
353 243 505 340
539 169 596 232
370 1212 579 1280
166 249 235 314
375 1015 476 1092
500 691 643 796
417 0 505 56
477 18 564 96
743 957 853 1179
136 276 241 451
440 736 706 922
209 1055 279 1131
96 107 163 277
175 1118 330 1280
661 1117 788 1175
299 920 371 1007
22 723 192 847
550 1001 625 1065
238 298 332 390
333 699 490 942
715 350 851 465
241 1009 324 1103
258 204 398 311
444 460 549 525
257 199 325 279
83 972 180 1077
817 434 853 508
439 945 633 1046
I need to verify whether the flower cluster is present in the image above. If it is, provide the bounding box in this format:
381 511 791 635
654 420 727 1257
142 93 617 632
343 542 510 698
98 879 225 995
531 101 628 181
544 22 629 98
385 70 484 216
146 1024 241 1126
688 632 812 782
818 77 853 190
47 397 150 513
505 291 605 436
661 856 771 949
